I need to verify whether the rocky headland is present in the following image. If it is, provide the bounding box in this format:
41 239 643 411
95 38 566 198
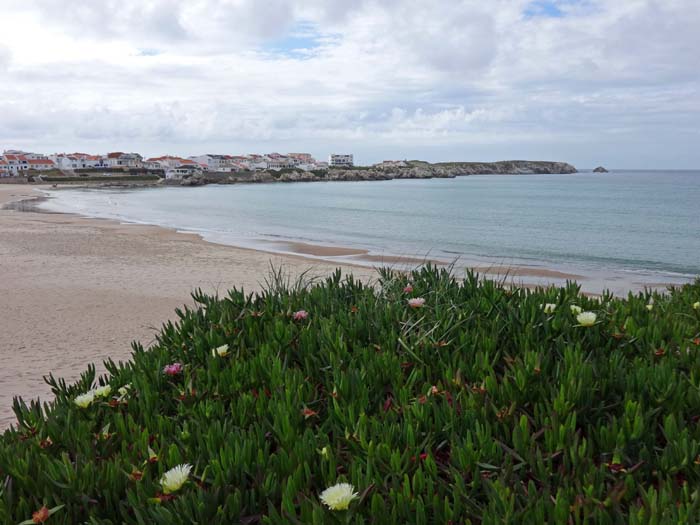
174 160 577 186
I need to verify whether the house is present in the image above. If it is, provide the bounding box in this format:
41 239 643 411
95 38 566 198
2 153 30 175
266 155 296 170
0 159 10 177
288 153 315 164
246 155 269 170
329 154 354 167
51 153 109 170
165 163 203 180
27 158 56 171
51 154 80 170
189 154 229 171
145 156 196 170
106 152 144 168
228 156 251 170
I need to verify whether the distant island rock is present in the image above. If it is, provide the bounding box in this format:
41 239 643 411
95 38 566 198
176 160 578 186
593 166 609 173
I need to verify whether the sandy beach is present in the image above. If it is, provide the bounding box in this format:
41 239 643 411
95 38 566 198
0 184 379 429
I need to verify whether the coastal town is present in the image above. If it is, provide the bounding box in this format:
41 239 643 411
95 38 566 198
0 150 357 179
0 149 580 186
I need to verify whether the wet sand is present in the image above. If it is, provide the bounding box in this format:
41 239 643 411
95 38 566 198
258 241 583 280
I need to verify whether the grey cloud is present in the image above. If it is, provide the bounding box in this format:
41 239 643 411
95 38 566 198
31 0 188 41
1 0 699 168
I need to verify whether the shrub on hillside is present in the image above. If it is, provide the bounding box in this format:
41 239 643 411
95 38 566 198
2 267 700 524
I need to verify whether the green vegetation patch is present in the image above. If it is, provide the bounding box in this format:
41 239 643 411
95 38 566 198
2 267 700 524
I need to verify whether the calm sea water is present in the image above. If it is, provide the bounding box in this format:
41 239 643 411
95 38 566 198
41 171 700 293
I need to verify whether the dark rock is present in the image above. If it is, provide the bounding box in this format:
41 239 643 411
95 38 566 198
593 166 609 173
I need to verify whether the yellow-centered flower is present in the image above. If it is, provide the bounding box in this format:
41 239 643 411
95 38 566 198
319 482 358 510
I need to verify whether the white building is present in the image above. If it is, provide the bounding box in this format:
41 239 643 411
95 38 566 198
145 156 196 170
189 154 228 171
329 154 354 167
1 153 30 174
106 152 143 168
246 155 269 170
267 156 296 170
288 153 315 165
51 153 108 170
27 158 56 171
165 164 203 180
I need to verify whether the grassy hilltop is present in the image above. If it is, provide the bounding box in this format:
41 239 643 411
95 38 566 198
2 267 700 524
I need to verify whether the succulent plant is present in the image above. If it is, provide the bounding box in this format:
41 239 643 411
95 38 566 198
2 267 700 523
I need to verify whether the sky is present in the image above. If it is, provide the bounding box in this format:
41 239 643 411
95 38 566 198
0 0 698 168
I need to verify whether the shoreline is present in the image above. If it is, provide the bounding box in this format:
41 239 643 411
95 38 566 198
33 184 592 283
35 184 692 293
0 184 689 429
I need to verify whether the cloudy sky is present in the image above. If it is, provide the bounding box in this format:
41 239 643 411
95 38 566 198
0 0 698 167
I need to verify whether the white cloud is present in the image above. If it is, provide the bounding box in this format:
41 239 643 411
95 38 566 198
0 0 698 167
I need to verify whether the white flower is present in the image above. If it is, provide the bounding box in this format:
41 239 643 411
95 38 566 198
93 385 111 398
74 391 95 408
693 301 700 310
576 311 597 327
160 464 192 494
542 303 557 314
570 305 583 315
212 344 229 357
319 482 358 511
118 384 132 397
645 304 654 311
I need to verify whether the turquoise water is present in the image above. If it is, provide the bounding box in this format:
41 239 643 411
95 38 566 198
42 171 700 293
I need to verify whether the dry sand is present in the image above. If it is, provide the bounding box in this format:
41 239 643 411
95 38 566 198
0 185 378 429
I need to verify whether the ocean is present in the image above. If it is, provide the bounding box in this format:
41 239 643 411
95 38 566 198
40 170 700 294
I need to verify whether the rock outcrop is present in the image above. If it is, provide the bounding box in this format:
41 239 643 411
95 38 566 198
173 160 577 186
593 166 609 173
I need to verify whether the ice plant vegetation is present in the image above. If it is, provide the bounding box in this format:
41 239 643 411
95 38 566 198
576 311 597 327
160 464 192 494
3 267 700 523
319 483 358 511
570 304 583 315
408 297 426 308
